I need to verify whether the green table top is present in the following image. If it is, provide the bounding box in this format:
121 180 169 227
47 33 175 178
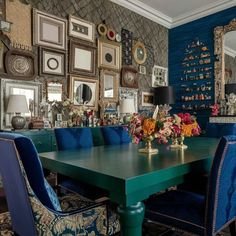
40 137 219 206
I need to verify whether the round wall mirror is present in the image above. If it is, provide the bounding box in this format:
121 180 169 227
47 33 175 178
75 84 92 104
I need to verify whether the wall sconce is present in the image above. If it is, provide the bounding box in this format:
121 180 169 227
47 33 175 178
0 20 12 32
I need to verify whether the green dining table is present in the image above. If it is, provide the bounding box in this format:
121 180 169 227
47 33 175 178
39 137 219 236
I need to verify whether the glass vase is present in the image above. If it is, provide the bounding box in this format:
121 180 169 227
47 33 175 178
138 138 158 154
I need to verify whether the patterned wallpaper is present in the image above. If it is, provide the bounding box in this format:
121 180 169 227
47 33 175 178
4 0 168 112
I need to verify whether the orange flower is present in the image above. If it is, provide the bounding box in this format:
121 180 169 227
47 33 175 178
142 118 156 136
181 121 199 137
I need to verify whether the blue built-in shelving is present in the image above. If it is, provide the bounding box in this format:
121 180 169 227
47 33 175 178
169 6 236 129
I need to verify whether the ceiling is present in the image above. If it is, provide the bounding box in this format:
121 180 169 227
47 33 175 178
111 0 236 28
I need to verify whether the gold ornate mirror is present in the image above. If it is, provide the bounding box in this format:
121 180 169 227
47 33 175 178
46 81 63 102
214 18 236 102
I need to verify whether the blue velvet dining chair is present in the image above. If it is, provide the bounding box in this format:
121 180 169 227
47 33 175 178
101 126 131 145
144 135 236 236
0 133 120 236
54 127 109 200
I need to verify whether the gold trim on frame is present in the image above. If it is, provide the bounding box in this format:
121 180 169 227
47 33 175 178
132 41 147 65
214 18 236 102
100 69 119 102
69 76 98 111
98 38 121 71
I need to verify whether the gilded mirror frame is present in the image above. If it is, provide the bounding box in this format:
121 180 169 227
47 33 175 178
100 69 119 102
45 79 64 102
214 18 236 102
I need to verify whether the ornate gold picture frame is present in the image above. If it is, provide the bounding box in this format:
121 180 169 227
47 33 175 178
98 39 121 71
69 76 98 110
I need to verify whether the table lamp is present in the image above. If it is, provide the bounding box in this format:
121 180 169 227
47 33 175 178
153 86 175 118
7 94 29 130
119 98 135 124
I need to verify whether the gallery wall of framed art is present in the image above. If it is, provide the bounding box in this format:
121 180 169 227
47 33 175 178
0 0 168 127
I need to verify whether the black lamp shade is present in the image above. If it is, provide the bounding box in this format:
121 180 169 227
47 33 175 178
225 83 236 95
154 86 175 105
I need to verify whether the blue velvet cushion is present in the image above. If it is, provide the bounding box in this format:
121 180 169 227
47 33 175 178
0 133 61 211
101 126 131 145
145 190 205 235
55 127 94 151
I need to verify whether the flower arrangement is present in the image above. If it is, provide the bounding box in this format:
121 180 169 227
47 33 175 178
128 112 201 152
129 113 173 153
172 113 201 137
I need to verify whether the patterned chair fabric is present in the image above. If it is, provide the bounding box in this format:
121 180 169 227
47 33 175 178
145 135 236 236
0 133 120 236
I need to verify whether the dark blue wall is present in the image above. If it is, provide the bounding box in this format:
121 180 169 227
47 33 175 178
169 7 236 129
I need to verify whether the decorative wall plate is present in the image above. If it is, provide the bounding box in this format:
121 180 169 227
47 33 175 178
5 49 37 79
107 28 116 41
97 23 107 36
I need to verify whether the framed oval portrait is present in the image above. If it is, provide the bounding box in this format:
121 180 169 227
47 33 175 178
133 41 147 64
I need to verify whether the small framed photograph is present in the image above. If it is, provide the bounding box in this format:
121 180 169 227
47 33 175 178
69 40 97 77
33 9 67 50
100 70 119 102
141 92 154 107
121 66 138 88
98 38 121 71
40 48 65 76
69 76 99 110
54 120 61 128
61 121 68 128
139 65 146 75
69 15 95 43
57 113 62 121
152 65 168 87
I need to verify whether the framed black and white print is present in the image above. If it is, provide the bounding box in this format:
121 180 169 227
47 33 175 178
152 65 168 87
33 9 67 50
69 40 97 77
121 28 133 65
69 15 95 43
98 38 121 71
40 48 65 76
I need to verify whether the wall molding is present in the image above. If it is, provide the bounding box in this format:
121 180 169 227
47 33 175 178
111 0 236 28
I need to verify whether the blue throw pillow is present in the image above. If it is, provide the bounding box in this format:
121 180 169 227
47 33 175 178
101 126 131 145
55 127 94 151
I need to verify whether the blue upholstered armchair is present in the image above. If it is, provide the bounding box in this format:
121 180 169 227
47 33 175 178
144 135 236 235
0 133 120 235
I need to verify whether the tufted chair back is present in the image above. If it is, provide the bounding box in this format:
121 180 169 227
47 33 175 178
206 135 236 235
55 127 94 150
